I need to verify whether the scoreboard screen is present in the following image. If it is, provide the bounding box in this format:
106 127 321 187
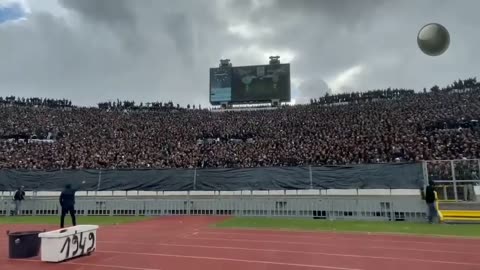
210 63 291 105
210 68 232 103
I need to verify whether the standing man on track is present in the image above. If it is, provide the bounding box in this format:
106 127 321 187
424 181 438 224
59 181 85 228
13 186 25 216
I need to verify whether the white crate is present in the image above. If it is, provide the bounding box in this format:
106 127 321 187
38 225 99 262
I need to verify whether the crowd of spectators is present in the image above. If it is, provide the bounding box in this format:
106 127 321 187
97 100 196 111
311 88 415 105
427 159 479 182
0 78 479 171
0 96 72 108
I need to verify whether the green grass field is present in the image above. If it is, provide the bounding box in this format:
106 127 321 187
215 217 480 238
4 216 480 238
0 216 151 225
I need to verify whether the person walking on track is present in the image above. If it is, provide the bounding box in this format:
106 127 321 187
59 181 85 228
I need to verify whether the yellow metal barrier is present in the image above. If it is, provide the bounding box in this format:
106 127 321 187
441 211 480 218
437 190 480 222
440 217 480 222
434 191 444 222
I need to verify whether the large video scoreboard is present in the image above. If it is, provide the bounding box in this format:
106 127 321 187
210 63 291 105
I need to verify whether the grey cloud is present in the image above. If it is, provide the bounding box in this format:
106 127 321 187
0 0 478 107
60 0 225 65
296 78 330 104
223 0 393 80
267 0 384 20
243 0 385 31
59 0 146 52
59 0 135 27
162 13 195 64
0 0 235 106
232 0 480 92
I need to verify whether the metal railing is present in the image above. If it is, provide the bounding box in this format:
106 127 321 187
1 197 427 222
423 159 480 201
0 189 422 200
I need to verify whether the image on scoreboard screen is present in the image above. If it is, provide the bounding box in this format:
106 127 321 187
256 66 265 77
210 67 232 103
231 64 290 103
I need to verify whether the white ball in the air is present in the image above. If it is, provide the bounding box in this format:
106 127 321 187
417 23 450 56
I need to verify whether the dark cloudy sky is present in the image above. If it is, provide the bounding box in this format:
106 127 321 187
0 0 478 106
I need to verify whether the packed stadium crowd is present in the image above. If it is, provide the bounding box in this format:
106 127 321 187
0 78 479 171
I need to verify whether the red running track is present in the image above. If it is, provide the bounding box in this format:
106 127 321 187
1 216 480 270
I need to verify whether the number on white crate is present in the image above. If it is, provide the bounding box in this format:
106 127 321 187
60 232 96 260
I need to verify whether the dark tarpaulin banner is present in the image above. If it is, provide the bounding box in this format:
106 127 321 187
99 169 194 191
311 163 423 189
0 170 100 191
0 163 423 191
194 167 310 190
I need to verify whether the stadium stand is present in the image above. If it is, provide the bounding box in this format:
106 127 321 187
0 79 479 221
0 78 479 171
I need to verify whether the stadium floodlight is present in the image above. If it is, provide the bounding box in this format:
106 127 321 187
220 59 231 68
269 56 280 65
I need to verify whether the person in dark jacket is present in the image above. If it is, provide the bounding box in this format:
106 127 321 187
13 186 25 216
424 181 438 223
59 184 78 228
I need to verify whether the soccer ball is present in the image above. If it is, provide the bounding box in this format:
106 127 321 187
417 23 450 56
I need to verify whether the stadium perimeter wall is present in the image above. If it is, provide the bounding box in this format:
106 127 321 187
0 195 428 222
0 163 432 221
